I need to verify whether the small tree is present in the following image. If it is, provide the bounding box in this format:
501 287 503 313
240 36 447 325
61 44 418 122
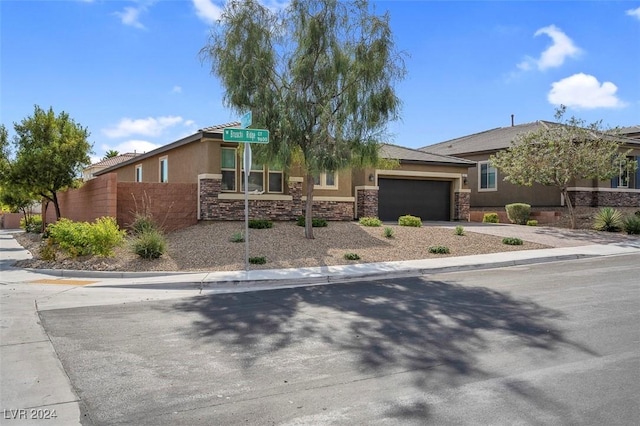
490 107 637 228
7 106 92 220
201 0 405 238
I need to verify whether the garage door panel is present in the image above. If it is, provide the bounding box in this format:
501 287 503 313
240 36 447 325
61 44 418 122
378 178 450 221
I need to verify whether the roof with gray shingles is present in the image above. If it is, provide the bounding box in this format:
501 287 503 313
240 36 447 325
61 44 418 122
421 121 640 156
88 153 141 168
380 143 474 166
419 121 550 156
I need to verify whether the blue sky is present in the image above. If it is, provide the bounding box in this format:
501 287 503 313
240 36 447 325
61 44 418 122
2 0 639 163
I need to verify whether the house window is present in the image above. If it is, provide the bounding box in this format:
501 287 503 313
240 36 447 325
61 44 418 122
241 160 265 192
221 147 236 191
159 157 168 183
314 171 338 189
135 165 142 182
618 159 630 188
268 168 283 193
478 162 497 191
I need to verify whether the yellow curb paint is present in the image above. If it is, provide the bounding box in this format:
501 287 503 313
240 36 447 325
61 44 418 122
30 279 97 286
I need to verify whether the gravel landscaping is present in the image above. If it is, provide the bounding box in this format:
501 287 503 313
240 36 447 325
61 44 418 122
13 221 548 272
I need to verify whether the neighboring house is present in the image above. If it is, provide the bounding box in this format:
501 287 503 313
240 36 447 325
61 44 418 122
83 153 141 181
94 123 474 222
420 121 640 209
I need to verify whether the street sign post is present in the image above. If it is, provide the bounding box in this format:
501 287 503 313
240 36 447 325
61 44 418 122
223 128 269 144
222 116 270 272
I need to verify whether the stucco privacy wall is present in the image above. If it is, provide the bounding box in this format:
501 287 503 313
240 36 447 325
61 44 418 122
44 173 118 225
117 182 198 232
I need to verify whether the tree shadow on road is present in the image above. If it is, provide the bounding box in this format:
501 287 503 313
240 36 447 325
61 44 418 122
169 276 595 422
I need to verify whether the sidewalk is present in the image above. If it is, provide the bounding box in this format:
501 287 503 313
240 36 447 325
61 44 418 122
1 227 639 425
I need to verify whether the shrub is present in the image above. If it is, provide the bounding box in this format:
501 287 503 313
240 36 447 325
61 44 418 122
428 245 450 254
482 213 499 223
130 213 157 235
20 214 43 233
132 229 166 259
359 217 382 227
296 216 328 227
622 215 640 235
230 232 244 243
454 225 465 236
383 227 394 238
87 217 126 257
47 218 92 257
505 203 531 225
248 219 273 229
39 238 56 261
526 220 538 226
502 237 523 245
249 256 266 265
592 207 623 232
343 252 360 260
398 215 422 227
635 210 640 218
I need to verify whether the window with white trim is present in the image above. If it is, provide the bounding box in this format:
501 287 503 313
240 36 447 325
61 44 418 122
159 156 168 183
241 159 265 192
135 164 142 182
221 147 236 191
268 167 283 193
478 161 497 191
313 171 338 189
618 159 630 188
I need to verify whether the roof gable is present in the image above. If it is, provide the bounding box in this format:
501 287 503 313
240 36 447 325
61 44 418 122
380 143 474 166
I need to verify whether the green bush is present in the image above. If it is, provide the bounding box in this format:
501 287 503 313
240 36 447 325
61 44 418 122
132 229 166 259
248 219 273 229
130 213 157 235
454 225 465 236
526 220 538 226
39 238 56 261
87 217 126 257
622 215 640 235
47 218 92 257
343 252 360 260
383 227 394 238
249 256 266 265
482 213 499 223
296 216 328 227
428 245 450 254
505 203 531 225
230 232 244 243
359 217 382 227
398 215 422 227
592 207 623 232
502 237 523 245
20 214 43 233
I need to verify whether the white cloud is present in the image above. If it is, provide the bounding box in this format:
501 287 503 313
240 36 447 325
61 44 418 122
518 25 581 71
99 140 160 157
102 116 185 138
192 0 224 24
171 85 183 94
547 73 627 109
626 7 640 20
114 6 147 29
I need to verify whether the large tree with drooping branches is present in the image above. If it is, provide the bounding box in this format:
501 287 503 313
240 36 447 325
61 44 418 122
201 0 405 238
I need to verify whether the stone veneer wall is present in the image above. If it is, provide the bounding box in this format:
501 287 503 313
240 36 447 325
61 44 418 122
199 175 353 221
454 191 470 221
569 190 640 208
355 187 379 218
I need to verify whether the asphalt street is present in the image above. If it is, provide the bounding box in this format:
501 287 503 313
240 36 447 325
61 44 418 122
36 253 640 425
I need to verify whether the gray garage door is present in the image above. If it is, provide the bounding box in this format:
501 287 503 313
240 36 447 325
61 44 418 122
378 178 451 221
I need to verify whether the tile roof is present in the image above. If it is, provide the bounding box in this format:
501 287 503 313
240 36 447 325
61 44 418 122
89 153 141 168
380 143 474 165
419 121 549 156
199 122 241 132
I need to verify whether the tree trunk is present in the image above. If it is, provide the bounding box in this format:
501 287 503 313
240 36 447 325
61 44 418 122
41 200 49 233
562 188 576 229
304 174 315 239
52 191 62 220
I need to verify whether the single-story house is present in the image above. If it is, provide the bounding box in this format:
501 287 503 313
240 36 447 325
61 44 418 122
420 121 640 209
94 122 475 222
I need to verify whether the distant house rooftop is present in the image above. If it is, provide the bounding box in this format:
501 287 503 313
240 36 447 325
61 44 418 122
83 152 142 180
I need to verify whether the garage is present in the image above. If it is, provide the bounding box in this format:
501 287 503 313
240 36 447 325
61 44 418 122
378 178 451 221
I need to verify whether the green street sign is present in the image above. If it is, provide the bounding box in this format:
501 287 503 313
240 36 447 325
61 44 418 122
223 128 269 144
